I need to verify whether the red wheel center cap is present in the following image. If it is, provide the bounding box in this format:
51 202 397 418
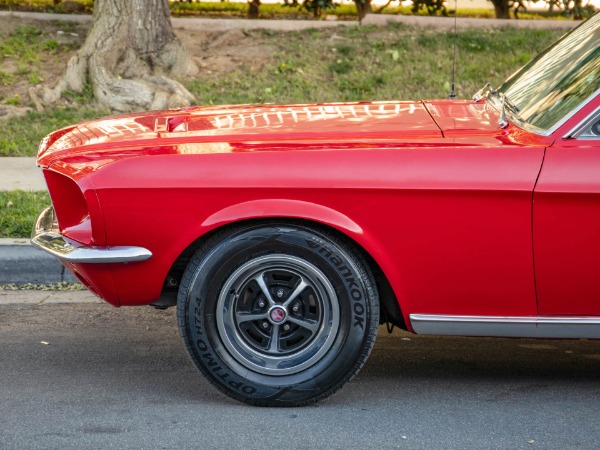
270 307 286 323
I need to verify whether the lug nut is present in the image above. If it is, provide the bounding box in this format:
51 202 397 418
257 299 266 308
262 321 269 329
283 323 291 332
276 288 284 298
291 303 300 312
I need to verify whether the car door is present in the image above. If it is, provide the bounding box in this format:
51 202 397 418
534 107 600 315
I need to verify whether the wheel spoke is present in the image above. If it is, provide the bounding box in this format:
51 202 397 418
253 273 277 306
268 324 280 352
287 316 319 334
282 279 309 308
236 312 268 324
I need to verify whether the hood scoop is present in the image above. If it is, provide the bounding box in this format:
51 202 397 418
154 117 170 133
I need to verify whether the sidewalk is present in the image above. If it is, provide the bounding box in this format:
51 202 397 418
362 13 580 29
0 10 581 31
0 10 358 31
1 157 45 191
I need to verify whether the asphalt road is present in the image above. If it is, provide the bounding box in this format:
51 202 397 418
2 296 600 449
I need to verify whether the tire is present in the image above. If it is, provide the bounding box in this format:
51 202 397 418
176 223 379 406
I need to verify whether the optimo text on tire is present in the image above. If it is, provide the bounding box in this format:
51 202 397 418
176 223 379 406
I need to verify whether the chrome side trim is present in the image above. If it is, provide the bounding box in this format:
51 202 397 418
410 314 600 339
31 207 152 264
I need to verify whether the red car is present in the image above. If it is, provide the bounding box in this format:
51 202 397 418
33 15 599 406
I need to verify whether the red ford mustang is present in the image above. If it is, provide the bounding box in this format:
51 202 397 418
32 14 599 406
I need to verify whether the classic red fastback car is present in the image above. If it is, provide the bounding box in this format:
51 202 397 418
33 14 599 406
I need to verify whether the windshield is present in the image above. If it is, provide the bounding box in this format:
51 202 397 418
498 13 600 133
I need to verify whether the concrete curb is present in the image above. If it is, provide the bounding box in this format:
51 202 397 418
0 239 78 284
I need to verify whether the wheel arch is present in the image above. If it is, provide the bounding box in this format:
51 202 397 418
158 203 405 329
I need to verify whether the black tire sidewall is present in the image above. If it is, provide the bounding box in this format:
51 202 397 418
178 224 376 405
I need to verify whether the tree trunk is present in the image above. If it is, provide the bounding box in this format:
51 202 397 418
44 0 197 112
248 0 260 19
491 0 510 19
355 0 372 21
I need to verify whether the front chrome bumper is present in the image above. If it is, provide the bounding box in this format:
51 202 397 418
31 207 152 264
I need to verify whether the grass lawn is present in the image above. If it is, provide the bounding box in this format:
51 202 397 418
0 19 566 237
186 26 561 106
0 190 50 238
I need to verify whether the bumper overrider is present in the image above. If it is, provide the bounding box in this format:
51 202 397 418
31 207 152 263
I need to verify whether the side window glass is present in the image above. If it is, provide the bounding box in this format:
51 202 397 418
574 115 600 140
579 119 600 139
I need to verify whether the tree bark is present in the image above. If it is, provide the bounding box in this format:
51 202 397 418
354 0 372 20
490 0 510 19
248 0 261 19
44 0 197 112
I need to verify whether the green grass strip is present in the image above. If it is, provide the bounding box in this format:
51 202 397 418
0 107 107 157
0 190 50 238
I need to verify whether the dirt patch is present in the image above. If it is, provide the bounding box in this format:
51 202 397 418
0 16 87 105
0 59 18 74
0 104 32 119
177 28 280 75
0 16 87 40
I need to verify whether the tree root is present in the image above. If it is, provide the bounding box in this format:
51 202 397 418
43 0 198 113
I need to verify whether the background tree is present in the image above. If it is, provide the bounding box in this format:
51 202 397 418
283 0 334 17
44 0 197 112
488 0 595 19
489 0 513 18
411 0 447 15
545 0 594 19
248 0 261 18
354 0 372 19
284 0 373 20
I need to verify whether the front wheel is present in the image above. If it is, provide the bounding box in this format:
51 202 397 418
176 223 379 406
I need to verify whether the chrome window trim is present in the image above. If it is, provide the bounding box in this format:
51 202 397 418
563 105 600 140
31 207 152 264
410 314 600 339
489 87 600 137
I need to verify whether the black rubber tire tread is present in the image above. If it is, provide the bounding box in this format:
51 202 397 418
176 222 379 407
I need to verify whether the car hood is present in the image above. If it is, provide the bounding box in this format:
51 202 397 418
37 99 521 169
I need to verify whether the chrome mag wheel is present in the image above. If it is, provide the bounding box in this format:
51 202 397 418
217 255 340 375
